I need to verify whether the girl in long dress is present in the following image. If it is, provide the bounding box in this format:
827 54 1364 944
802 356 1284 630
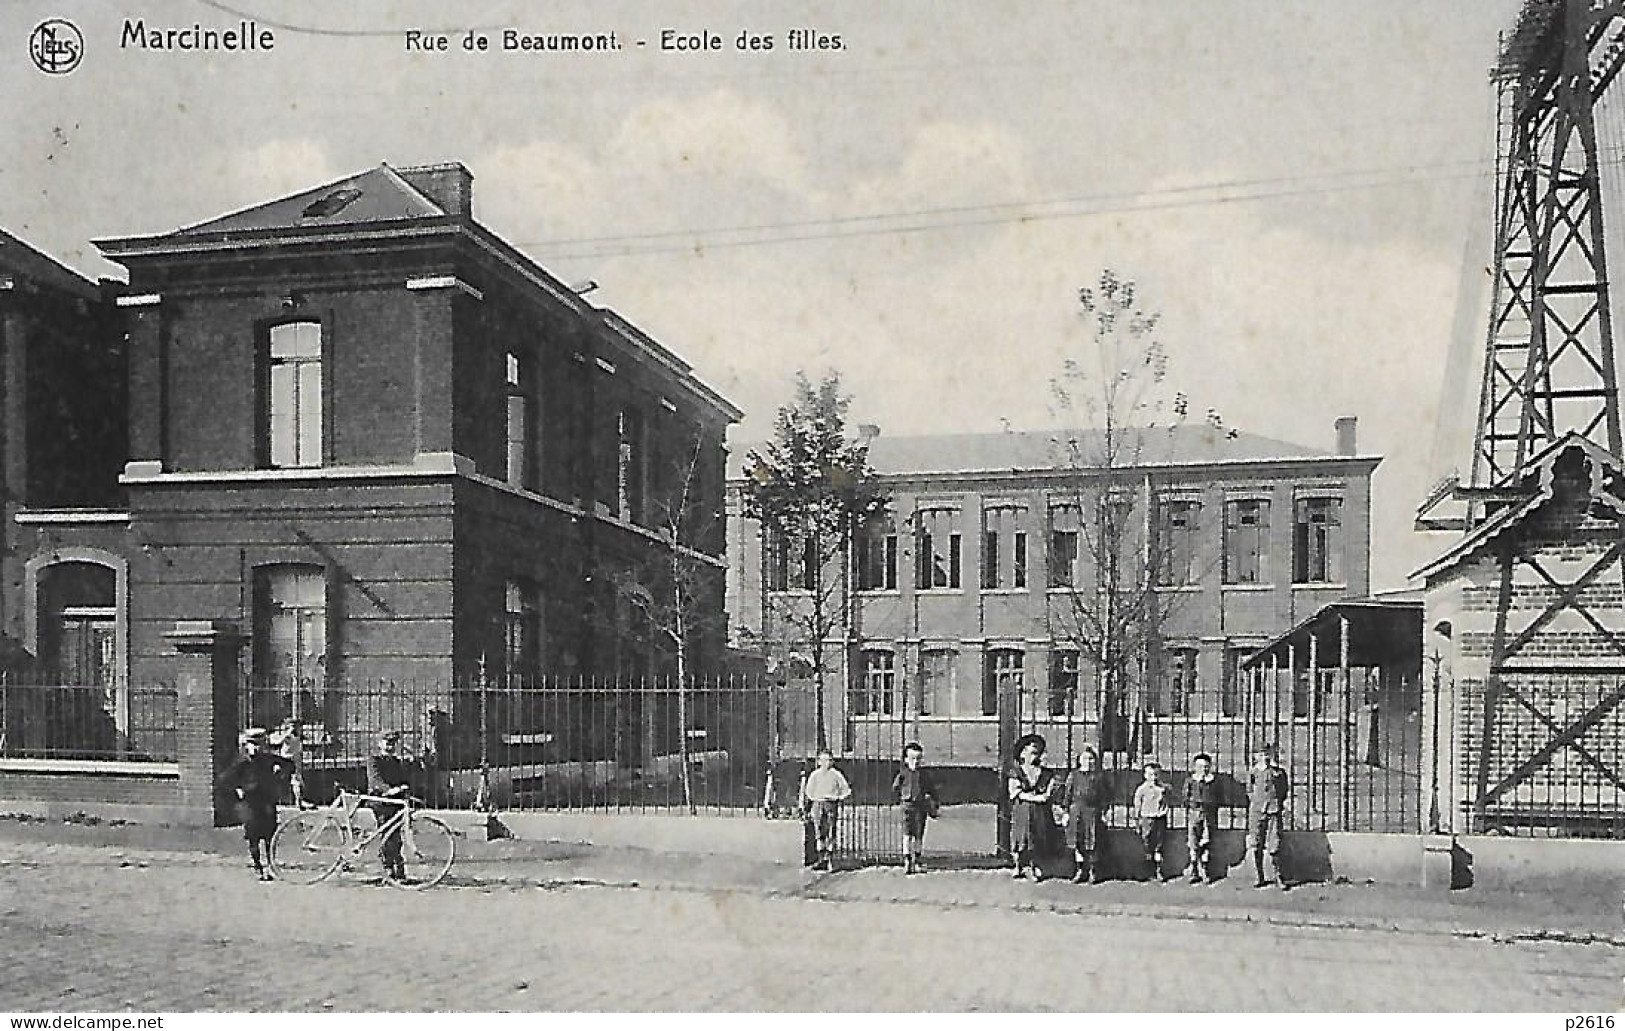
1007 733 1057 880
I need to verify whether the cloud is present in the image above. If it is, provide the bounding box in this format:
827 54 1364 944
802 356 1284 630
607 89 815 202
474 140 610 243
225 139 337 207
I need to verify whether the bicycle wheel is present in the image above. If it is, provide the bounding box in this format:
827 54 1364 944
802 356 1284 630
269 811 348 884
393 812 455 888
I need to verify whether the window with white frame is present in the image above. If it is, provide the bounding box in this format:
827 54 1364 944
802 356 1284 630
858 513 898 591
1293 495 1344 584
1048 505 1081 588
1156 499 1201 586
914 508 961 590
505 351 534 489
1148 646 1197 716
983 648 1023 717
265 321 322 468
254 565 327 729
982 505 1028 590
616 407 645 522
852 649 899 716
504 579 542 680
919 649 955 716
765 528 815 592
1223 498 1271 585
1222 645 1252 718
1049 649 1081 717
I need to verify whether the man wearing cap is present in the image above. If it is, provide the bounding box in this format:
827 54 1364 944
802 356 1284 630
216 728 294 881
366 730 416 882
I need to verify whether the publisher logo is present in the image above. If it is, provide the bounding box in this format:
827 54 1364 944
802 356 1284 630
30 19 84 74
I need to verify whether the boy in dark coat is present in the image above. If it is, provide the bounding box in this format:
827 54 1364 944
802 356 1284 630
367 730 417 881
1247 744 1291 889
1184 752 1221 884
216 728 293 881
891 741 938 874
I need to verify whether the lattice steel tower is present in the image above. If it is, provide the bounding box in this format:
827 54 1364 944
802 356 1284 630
1471 0 1625 508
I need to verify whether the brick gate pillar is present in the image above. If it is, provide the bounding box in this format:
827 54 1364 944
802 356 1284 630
165 620 246 826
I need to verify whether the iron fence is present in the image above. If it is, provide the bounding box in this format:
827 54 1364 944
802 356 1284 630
240 675 791 815
0 677 178 762
940 676 1422 836
1459 672 1625 838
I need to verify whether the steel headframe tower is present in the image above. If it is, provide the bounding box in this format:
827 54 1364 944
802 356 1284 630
1470 0 1625 508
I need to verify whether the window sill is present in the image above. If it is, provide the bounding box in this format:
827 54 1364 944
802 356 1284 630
855 589 902 597
1153 585 1204 593
1221 583 1274 592
980 588 1032 596
0 758 180 777
1292 582 1349 590
916 589 965 596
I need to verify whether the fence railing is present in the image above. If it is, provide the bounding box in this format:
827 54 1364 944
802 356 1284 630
0 678 178 763
12 668 1625 842
240 675 792 816
1459 673 1625 838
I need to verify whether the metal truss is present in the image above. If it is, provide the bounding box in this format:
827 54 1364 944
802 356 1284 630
1471 0 1625 504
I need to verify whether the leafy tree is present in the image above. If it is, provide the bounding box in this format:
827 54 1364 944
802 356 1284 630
741 372 886 750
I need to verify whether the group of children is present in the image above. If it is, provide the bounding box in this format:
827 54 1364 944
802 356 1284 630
805 735 1292 886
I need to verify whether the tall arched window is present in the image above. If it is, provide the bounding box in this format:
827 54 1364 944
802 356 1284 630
265 321 323 468
253 565 327 729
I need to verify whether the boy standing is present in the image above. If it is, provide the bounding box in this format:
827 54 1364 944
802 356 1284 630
800 748 853 872
215 728 293 881
272 718 307 809
367 730 416 882
1132 760 1172 882
1247 744 1291 889
1184 752 1221 884
892 741 937 875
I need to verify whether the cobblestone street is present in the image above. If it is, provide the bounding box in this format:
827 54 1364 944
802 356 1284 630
0 840 1619 1012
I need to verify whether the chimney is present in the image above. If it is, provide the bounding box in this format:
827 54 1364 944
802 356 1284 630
399 163 474 218
1335 416 1358 456
857 424 881 443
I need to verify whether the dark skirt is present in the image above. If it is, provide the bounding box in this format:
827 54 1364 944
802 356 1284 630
1010 800 1055 854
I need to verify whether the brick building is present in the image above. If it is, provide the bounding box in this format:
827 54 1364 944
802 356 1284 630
1418 434 1625 835
0 165 738 815
728 420 1380 770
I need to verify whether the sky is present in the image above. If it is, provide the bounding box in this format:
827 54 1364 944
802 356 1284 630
1 0 1533 589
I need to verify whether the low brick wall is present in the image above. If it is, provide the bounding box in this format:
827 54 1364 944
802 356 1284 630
0 765 194 824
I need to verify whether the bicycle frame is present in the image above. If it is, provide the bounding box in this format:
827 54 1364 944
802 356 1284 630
328 788 416 856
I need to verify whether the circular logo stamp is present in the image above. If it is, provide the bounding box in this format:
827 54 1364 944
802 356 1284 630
29 19 84 75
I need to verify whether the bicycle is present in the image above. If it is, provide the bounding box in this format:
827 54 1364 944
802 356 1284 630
268 788 456 888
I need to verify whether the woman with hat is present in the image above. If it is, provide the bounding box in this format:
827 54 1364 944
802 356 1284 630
215 727 294 881
1007 733 1058 881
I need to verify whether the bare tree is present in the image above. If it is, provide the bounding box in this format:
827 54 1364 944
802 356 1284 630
742 372 886 751
1047 270 1233 757
606 427 727 813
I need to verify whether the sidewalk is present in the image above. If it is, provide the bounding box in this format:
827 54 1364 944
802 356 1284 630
1 811 1620 945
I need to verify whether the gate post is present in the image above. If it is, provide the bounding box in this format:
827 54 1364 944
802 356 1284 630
995 681 1020 858
165 619 246 827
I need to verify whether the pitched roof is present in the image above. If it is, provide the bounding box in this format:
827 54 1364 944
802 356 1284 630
172 164 446 237
729 425 1346 479
0 229 101 301
1412 432 1625 582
